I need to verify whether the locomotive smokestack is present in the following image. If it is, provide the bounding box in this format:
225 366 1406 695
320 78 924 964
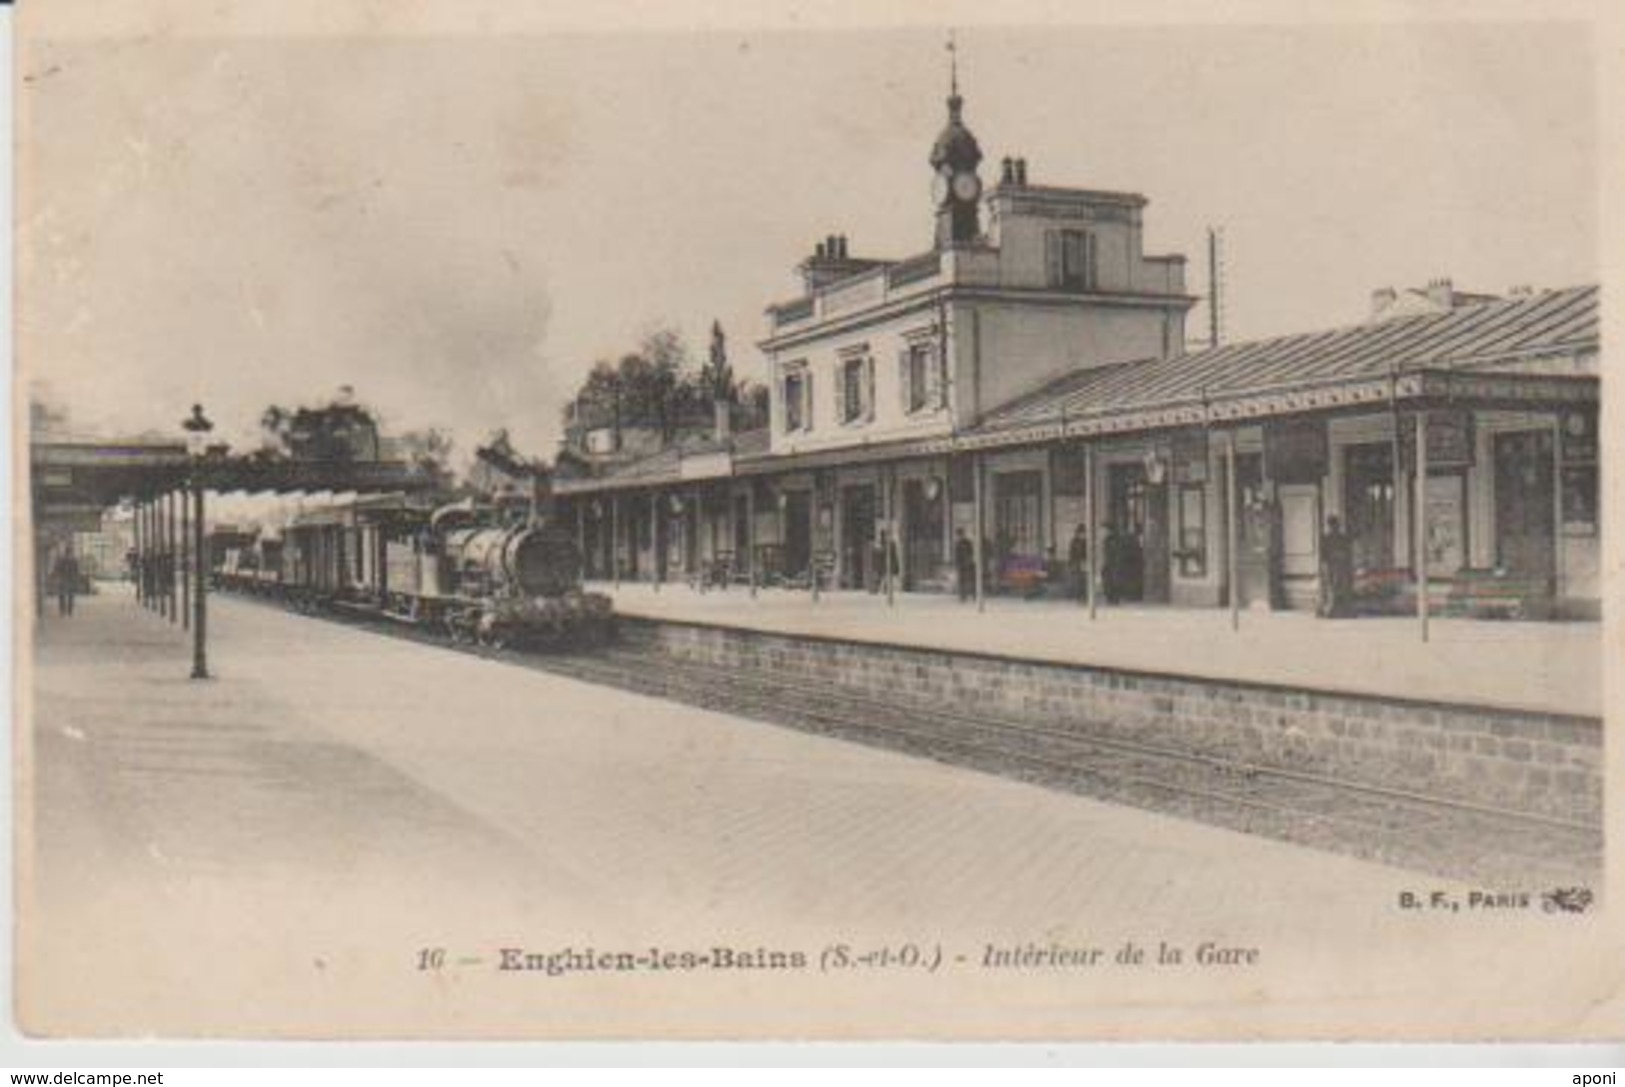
530 467 555 526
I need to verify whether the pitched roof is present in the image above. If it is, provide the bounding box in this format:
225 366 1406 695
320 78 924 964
979 285 1598 431
553 427 771 493
554 286 1598 492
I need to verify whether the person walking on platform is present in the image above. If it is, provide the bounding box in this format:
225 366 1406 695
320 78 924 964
50 548 81 617
954 528 976 603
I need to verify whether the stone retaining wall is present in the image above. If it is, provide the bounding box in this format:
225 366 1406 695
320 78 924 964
618 617 1602 825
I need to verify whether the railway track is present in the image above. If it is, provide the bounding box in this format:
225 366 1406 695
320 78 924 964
233 593 1603 889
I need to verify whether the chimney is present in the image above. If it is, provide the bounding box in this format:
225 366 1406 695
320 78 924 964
714 399 732 444
1014 158 1028 185
1001 157 1014 185
800 232 863 290
1425 277 1454 309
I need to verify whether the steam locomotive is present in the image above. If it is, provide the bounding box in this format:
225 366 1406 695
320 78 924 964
217 493 613 648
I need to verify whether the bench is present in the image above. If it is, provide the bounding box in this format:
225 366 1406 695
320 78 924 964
1348 567 1415 616
1445 567 1553 621
996 555 1053 599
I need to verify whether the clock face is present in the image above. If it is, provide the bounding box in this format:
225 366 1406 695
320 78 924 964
952 171 982 202
931 172 950 207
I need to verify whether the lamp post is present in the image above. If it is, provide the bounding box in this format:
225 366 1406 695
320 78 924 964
183 404 213 680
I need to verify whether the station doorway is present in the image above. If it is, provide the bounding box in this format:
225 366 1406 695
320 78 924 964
783 490 812 580
840 484 877 590
733 494 750 577
1343 443 1396 571
1494 430 1556 585
902 478 944 589
1104 463 1169 604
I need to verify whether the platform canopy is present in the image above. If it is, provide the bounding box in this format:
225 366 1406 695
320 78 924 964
30 439 438 531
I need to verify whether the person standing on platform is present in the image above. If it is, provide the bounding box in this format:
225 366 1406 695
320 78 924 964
868 532 885 594
954 528 976 603
1317 515 1354 618
1101 524 1125 605
51 548 81 617
1067 523 1089 602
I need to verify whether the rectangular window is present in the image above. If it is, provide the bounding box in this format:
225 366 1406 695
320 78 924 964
1049 229 1097 291
1177 483 1207 578
907 343 931 413
784 372 806 432
842 358 865 423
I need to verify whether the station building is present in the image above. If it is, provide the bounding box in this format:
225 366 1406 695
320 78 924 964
555 83 1601 621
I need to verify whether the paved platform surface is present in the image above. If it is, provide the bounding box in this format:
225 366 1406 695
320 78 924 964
591 581 1603 718
17 585 1617 1039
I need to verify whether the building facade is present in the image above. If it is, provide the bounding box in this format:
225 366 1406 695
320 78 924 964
555 85 1600 620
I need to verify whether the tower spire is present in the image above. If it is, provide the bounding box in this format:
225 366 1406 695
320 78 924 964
929 30 982 249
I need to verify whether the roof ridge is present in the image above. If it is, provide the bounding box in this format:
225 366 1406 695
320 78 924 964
1176 284 1595 366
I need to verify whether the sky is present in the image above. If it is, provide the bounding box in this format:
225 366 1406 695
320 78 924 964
17 16 1597 464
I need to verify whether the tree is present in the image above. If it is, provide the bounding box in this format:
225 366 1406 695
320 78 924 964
699 320 736 403
395 427 456 489
563 325 693 440
561 323 765 446
259 389 380 462
736 380 771 431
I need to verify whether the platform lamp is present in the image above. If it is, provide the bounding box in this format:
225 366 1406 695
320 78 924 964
182 404 214 680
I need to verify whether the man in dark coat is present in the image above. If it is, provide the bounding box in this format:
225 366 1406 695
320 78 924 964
1318 515 1354 618
1067 523 1089 601
954 528 976 602
51 549 81 617
1101 525 1125 605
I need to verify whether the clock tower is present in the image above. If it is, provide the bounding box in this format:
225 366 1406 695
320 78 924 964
929 51 983 249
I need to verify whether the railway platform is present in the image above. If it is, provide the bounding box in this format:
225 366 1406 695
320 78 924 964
19 584 1616 1038
588 581 1603 719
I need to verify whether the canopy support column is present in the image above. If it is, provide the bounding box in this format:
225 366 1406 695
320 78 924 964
180 486 190 630
972 452 986 613
1552 413 1565 611
191 482 209 680
1226 431 1240 633
651 491 662 592
747 484 758 599
167 489 178 624
575 502 586 578
1085 443 1098 621
1415 411 1430 643
133 499 144 606
144 501 156 612
884 465 896 608
611 495 621 591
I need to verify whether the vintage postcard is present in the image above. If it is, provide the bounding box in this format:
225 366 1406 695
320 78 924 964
13 0 1624 1041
